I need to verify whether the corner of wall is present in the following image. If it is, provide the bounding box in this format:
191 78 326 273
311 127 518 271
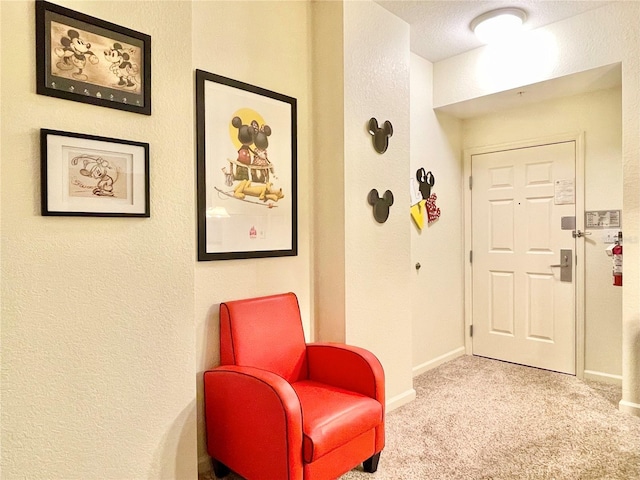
311 0 346 342
410 52 465 371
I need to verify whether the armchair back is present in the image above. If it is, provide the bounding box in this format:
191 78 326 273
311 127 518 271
219 292 308 383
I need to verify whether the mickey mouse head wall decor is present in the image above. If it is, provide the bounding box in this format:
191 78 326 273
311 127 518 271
416 167 435 199
368 189 394 223
368 118 393 154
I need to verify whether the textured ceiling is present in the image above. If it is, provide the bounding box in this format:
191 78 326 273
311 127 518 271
376 1 613 62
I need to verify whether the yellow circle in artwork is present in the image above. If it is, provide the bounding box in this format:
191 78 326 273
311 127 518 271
229 108 266 150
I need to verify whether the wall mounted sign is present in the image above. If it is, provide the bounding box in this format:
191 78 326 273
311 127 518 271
586 210 621 229
554 179 575 205
196 70 297 261
36 1 151 115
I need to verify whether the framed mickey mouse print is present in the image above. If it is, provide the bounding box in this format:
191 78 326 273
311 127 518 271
36 0 151 115
195 69 298 261
40 129 150 217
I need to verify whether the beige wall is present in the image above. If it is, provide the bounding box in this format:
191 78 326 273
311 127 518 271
410 54 465 374
312 0 346 343
313 0 416 409
1 1 196 478
192 0 314 472
463 87 623 381
342 0 414 409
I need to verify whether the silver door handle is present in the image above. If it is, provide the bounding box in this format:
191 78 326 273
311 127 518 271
550 255 569 268
573 230 592 238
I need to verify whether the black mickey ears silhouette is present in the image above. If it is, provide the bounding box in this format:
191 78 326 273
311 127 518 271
367 118 394 223
368 118 393 154
368 189 394 223
416 167 435 199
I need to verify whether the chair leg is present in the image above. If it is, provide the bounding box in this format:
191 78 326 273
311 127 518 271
363 452 381 473
211 458 230 478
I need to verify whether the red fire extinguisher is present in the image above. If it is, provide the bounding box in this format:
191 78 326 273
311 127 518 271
613 232 622 286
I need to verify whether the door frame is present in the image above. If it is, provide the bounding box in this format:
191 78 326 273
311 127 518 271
463 132 586 378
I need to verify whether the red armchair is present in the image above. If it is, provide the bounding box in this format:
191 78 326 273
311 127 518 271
204 292 385 480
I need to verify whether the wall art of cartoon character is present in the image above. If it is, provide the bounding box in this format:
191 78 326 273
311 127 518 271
54 29 99 81
250 120 273 184
104 43 139 88
71 154 118 197
215 111 285 208
229 116 254 182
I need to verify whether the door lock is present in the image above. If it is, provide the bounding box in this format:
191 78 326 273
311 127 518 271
550 249 573 282
573 230 592 238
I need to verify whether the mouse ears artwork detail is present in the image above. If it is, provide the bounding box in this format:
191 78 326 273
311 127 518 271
368 118 393 154
368 189 394 223
410 168 440 230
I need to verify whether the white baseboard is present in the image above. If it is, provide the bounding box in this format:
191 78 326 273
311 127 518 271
386 388 416 412
412 347 465 377
198 455 211 475
619 399 640 417
583 369 622 386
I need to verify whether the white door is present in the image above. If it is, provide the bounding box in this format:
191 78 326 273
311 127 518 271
471 141 576 374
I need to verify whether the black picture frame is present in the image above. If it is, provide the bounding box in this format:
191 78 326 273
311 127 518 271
36 0 151 115
196 69 298 261
41 129 150 217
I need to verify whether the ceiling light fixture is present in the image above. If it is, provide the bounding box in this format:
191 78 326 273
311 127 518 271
470 7 527 44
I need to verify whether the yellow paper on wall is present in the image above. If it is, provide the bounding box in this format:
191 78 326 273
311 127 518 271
411 200 426 230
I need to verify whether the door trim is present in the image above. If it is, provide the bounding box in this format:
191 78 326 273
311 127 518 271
463 132 585 378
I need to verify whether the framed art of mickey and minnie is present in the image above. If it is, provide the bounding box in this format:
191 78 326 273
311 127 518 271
36 0 151 115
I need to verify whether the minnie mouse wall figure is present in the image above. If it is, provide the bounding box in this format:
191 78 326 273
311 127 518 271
411 168 440 230
416 168 435 199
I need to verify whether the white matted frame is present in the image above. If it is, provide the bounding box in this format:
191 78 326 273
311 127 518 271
41 129 150 217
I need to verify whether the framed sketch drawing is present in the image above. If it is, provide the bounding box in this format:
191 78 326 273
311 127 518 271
36 0 151 115
196 69 298 261
41 129 150 217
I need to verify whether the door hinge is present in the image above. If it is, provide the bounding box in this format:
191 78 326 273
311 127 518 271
469 250 473 263
470 325 473 337
469 176 473 190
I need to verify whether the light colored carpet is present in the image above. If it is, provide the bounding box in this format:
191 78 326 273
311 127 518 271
200 355 640 479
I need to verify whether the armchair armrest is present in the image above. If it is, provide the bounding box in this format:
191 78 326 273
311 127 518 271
203 365 303 480
306 343 385 407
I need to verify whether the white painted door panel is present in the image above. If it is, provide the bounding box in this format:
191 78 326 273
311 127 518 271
472 142 576 374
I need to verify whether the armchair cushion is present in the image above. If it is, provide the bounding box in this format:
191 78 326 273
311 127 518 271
292 380 383 463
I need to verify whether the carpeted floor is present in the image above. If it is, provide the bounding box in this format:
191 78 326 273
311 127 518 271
200 355 640 480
